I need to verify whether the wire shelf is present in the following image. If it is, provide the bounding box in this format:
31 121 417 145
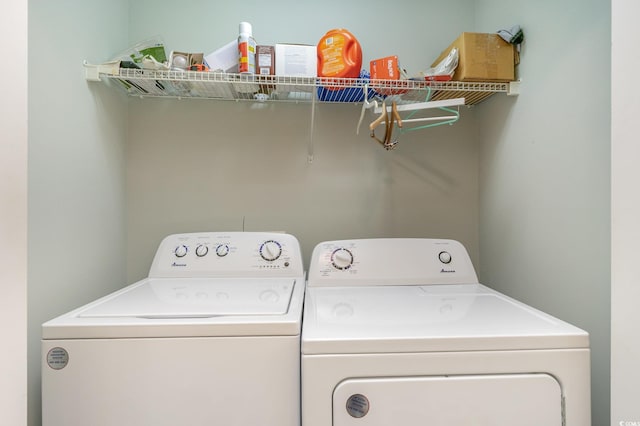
94 67 515 106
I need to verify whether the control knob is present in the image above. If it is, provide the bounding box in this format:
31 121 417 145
331 248 354 270
260 240 282 261
174 245 188 258
438 251 452 264
195 245 209 257
216 244 230 257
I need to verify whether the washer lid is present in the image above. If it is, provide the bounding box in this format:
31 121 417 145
43 277 304 339
79 277 295 318
301 283 589 354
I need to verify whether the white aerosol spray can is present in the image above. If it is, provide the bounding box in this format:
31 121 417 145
238 22 256 74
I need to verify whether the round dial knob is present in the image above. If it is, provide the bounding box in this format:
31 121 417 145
331 248 354 270
174 245 188 258
260 240 282 262
195 244 208 257
438 251 452 264
216 244 230 257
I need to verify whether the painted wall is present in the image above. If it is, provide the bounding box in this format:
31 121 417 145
611 0 640 423
476 0 611 424
128 0 474 83
27 1 129 425
0 0 28 425
125 102 480 279
125 0 481 280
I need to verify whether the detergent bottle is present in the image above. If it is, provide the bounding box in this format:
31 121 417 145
317 28 362 80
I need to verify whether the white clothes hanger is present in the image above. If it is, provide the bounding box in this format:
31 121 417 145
373 98 464 116
374 97 464 133
356 84 379 135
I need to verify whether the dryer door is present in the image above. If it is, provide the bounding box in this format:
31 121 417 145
333 374 562 426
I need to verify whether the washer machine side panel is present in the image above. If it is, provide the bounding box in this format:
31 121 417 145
301 349 590 426
42 335 300 426
332 374 561 425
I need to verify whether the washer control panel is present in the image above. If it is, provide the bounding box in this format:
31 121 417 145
149 232 303 278
308 238 478 287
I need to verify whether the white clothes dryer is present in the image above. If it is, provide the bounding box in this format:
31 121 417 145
301 238 590 426
42 232 305 426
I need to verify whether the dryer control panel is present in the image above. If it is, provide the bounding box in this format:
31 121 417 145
149 232 304 278
308 238 478 287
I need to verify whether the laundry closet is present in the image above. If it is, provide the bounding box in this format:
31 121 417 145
26 0 610 425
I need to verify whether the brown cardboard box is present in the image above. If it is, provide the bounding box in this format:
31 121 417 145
256 45 275 75
432 32 516 82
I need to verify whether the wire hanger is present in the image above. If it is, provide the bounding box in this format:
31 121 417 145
363 83 465 150
373 88 464 134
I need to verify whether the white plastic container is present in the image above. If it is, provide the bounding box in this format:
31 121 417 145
238 22 256 74
204 40 239 73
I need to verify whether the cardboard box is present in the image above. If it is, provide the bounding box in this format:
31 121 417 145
256 45 275 75
370 55 400 80
432 32 515 82
275 44 317 77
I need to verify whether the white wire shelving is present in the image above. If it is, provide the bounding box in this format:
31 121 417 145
84 64 519 106
84 62 519 162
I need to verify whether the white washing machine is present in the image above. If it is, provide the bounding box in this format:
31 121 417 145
42 232 305 426
302 238 591 426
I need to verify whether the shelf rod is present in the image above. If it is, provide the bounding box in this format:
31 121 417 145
308 90 317 163
374 97 465 114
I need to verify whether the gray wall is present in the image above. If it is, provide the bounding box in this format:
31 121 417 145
476 1 611 424
27 1 129 425
124 0 481 279
125 101 480 279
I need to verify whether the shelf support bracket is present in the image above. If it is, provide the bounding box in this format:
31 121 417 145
507 80 521 96
83 60 121 82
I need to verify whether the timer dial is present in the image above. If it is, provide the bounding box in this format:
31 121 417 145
438 251 452 264
260 240 282 261
331 248 354 270
174 245 188 258
215 244 230 257
195 245 208 257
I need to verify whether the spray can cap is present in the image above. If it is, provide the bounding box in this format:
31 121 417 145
239 22 252 37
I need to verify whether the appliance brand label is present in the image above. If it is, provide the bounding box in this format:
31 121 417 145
346 394 369 418
47 347 69 370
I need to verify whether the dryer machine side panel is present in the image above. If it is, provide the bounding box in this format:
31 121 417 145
333 373 563 426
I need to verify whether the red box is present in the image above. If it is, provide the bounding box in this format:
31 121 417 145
370 55 400 80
